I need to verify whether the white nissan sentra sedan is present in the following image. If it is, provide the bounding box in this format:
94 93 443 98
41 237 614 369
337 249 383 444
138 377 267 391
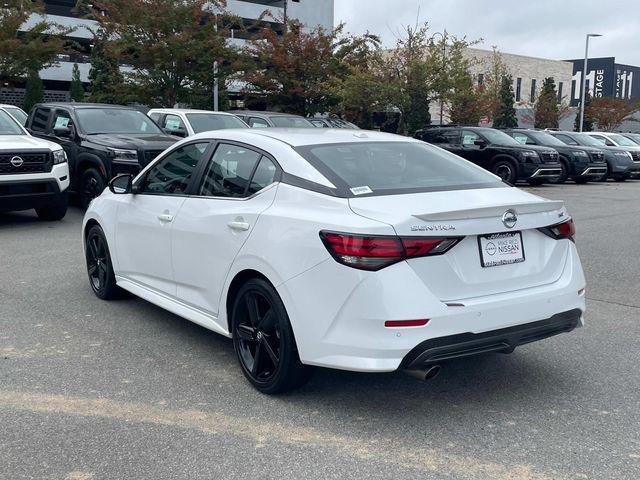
83 129 586 393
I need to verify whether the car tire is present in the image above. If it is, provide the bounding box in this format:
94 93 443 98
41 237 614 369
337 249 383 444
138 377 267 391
35 194 68 221
527 179 546 186
573 177 589 184
550 159 569 184
491 160 517 184
80 168 106 209
613 174 626 182
231 278 311 394
85 225 120 300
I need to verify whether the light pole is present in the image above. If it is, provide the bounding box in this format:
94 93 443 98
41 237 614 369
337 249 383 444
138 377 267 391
579 33 602 132
213 12 219 111
431 32 447 125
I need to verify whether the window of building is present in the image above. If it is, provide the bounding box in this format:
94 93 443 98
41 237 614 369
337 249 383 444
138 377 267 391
557 82 564 103
530 79 537 102
515 78 522 102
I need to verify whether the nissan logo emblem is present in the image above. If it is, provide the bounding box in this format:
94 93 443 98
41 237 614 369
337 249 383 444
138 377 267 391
502 209 518 229
10 156 24 167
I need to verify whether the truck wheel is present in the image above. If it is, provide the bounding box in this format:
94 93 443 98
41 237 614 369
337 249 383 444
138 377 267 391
35 194 68 221
550 159 569 184
492 160 517 184
80 168 106 208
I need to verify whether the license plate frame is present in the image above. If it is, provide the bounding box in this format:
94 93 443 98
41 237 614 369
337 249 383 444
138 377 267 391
478 231 525 268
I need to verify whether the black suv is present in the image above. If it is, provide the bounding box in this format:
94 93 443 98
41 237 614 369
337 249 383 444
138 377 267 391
502 129 607 183
415 126 562 185
26 103 178 206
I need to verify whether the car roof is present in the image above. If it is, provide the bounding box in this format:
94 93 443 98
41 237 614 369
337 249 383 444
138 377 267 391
188 128 420 148
0 104 23 109
148 108 239 116
34 102 137 110
227 110 306 117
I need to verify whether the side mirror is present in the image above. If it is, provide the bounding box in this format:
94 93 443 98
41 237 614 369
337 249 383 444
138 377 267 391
108 174 133 194
474 139 487 147
53 126 73 138
164 127 187 138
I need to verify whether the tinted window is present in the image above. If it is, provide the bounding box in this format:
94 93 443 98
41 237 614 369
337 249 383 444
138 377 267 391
199 144 261 198
421 129 459 144
30 107 51 132
553 134 579 146
141 143 208 194
270 116 314 128
0 110 24 135
512 133 534 145
52 109 73 130
186 113 248 133
249 117 269 128
297 142 501 195
479 128 520 145
148 112 161 122
247 157 278 195
528 131 567 147
462 130 481 145
76 108 163 134
5 107 27 126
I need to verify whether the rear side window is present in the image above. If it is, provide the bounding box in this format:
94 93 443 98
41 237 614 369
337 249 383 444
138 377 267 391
247 157 278 195
296 142 502 196
198 143 262 198
30 107 51 132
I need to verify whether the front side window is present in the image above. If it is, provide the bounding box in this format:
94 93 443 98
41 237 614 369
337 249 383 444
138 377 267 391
76 108 163 135
478 128 520 145
52 109 73 130
249 117 269 128
297 141 502 196
186 113 248 133
512 133 534 145
0 110 25 135
461 130 481 145
199 143 262 198
140 142 209 194
163 114 185 131
553 134 579 146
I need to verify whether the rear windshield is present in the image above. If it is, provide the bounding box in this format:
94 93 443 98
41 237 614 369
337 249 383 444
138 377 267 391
186 113 248 133
0 110 24 135
270 116 314 128
296 141 502 196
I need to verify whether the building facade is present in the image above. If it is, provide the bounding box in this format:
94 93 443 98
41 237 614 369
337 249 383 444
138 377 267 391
2 0 334 106
565 57 640 105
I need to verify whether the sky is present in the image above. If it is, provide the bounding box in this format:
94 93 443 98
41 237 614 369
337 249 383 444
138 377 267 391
334 0 640 65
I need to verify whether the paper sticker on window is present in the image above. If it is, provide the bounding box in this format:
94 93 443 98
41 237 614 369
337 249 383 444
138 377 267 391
463 135 477 145
350 186 373 195
55 117 70 128
165 117 182 130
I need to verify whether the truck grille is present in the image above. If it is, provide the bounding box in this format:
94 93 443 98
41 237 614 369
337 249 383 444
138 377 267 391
540 151 559 163
630 150 640 163
0 151 51 175
590 151 605 162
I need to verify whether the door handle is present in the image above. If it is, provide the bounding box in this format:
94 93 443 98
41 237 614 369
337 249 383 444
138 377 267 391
228 220 250 231
158 213 174 223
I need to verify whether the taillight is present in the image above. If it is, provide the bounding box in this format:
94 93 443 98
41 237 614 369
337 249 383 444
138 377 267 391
538 218 576 241
319 231 461 271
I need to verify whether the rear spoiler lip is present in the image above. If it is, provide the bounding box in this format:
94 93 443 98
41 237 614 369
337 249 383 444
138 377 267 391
413 200 565 222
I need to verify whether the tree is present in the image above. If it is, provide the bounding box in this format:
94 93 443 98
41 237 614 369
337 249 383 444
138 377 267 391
493 75 518 128
0 1 71 83
87 35 127 104
586 97 640 132
448 72 484 126
87 0 237 107
69 63 84 102
477 47 509 121
533 77 559 129
240 19 373 116
575 92 594 131
23 71 44 112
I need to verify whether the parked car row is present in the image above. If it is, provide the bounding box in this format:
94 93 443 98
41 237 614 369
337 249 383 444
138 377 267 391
414 125 640 184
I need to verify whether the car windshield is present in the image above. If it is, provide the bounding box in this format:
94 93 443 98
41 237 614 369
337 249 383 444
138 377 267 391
270 116 315 128
186 113 248 133
297 141 502 195
480 129 520 145
607 133 638 147
4 107 28 126
575 134 606 147
76 108 163 135
0 110 25 135
529 131 567 147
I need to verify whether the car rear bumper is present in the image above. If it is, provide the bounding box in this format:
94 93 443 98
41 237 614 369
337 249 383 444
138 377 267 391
401 309 581 369
279 241 586 373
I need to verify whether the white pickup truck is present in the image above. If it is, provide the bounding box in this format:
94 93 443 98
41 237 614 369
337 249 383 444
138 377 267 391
0 108 69 220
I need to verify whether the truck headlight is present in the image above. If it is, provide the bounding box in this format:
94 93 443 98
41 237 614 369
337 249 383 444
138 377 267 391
108 148 138 163
572 150 588 157
613 151 632 159
520 150 539 159
52 149 67 164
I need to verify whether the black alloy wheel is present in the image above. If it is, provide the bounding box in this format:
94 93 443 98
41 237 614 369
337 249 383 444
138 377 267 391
85 225 119 300
232 279 310 394
80 168 106 208
550 160 568 184
492 160 517 184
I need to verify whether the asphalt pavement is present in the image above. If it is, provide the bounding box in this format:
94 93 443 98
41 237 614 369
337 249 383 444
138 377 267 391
1 181 639 480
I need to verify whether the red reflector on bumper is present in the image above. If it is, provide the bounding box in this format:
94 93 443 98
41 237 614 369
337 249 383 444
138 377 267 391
384 319 430 328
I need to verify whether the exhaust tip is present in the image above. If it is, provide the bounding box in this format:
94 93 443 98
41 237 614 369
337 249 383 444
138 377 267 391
404 364 442 382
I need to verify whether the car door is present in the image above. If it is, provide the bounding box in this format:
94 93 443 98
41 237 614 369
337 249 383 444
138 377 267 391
50 108 79 179
114 141 211 296
459 129 486 165
170 142 280 326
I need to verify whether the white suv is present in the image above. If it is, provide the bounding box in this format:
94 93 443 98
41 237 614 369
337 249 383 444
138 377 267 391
0 109 69 220
147 108 248 137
